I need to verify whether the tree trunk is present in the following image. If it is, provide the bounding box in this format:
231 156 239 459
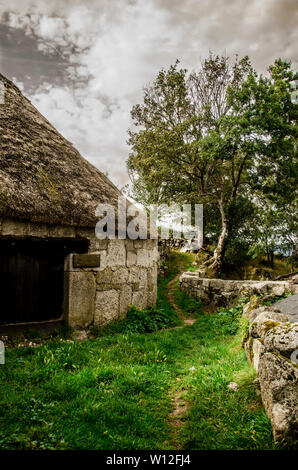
209 198 229 274
270 251 274 269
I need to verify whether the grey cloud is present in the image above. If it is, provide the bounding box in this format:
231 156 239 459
0 0 296 188
0 24 70 91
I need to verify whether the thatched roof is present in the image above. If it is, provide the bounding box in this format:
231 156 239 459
0 73 125 228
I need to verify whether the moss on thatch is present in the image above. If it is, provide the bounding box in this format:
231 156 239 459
0 73 124 228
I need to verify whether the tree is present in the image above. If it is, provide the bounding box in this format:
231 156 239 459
127 55 297 274
233 59 298 271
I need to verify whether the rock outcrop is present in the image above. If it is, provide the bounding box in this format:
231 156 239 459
243 302 298 446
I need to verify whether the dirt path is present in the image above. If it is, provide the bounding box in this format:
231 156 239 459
168 388 189 449
166 272 196 326
165 266 196 447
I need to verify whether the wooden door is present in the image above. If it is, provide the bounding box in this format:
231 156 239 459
0 239 65 324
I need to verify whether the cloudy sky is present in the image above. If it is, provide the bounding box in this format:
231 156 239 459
0 0 297 188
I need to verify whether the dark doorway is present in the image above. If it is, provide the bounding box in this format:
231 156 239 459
0 237 88 325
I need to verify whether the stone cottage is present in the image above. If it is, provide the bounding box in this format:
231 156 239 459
0 74 158 329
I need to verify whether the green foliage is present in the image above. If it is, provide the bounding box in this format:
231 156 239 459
174 289 203 316
127 54 297 271
161 251 196 279
106 305 180 335
211 305 243 336
239 315 250 343
186 265 197 272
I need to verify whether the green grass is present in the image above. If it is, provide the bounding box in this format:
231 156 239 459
176 321 273 449
0 252 277 450
157 252 195 300
102 304 180 335
174 289 203 317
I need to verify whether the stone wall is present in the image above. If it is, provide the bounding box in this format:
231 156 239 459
243 302 298 445
0 217 159 329
65 238 158 328
179 272 297 307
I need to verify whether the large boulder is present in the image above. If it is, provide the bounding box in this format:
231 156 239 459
249 311 288 339
263 323 298 359
258 352 298 445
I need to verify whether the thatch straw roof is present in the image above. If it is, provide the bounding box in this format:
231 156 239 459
0 73 125 228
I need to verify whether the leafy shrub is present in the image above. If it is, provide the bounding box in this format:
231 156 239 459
212 299 247 336
216 306 241 335
174 289 203 316
104 305 179 335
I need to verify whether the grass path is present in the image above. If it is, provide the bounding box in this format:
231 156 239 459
166 272 196 326
0 252 277 450
165 263 196 448
166 272 185 317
